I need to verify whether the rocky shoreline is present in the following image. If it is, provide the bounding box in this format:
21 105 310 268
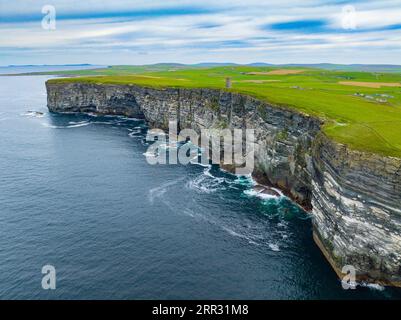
46 80 401 286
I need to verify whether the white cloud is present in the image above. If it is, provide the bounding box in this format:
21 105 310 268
0 0 401 65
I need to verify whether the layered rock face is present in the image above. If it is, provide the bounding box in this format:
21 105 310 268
46 82 145 118
312 134 401 285
46 81 401 286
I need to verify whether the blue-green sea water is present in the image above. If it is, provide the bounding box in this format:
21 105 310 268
0 75 400 299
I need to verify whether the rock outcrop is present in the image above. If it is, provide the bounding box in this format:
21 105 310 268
46 81 401 286
312 133 401 286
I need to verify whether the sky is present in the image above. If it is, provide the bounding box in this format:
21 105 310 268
0 0 401 66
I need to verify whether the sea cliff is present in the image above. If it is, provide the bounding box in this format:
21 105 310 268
46 80 401 286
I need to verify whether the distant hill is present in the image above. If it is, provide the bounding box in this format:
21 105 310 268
193 62 239 67
246 62 274 67
3 62 401 76
192 62 401 72
281 63 401 73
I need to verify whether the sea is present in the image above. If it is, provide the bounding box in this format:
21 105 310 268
0 69 400 299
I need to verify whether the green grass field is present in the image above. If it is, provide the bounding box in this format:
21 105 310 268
48 66 401 158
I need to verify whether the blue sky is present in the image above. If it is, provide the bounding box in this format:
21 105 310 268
0 0 401 65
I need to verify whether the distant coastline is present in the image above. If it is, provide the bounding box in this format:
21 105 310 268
0 64 106 75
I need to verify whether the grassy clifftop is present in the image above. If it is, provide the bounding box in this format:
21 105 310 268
48 66 401 158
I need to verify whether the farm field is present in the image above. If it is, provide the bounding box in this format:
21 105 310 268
48 66 401 157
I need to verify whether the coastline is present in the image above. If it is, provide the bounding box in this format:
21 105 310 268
45 80 401 287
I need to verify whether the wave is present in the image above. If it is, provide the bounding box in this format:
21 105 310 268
186 166 262 195
128 129 142 137
268 243 280 251
186 166 227 194
42 121 90 129
158 142 178 150
244 188 280 200
183 207 286 249
180 206 264 246
190 159 210 167
91 121 117 125
221 226 260 245
148 177 186 204
243 189 278 200
143 151 158 160
22 111 45 118
360 282 385 291
148 172 290 250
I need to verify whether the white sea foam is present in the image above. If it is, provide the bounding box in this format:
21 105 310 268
128 129 142 137
243 189 279 200
22 111 45 118
222 226 247 239
187 175 216 193
219 226 261 246
190 160 210 167
92 121 116 125
42 121 90 129
151 175 286 250
69 120 87 125
143 151 157 158
269 243 280 251
204 167 224 182
186 167 227 194
158 142 177 150
236 174 257 186
68 123 90 128
360 282 385 291
277 221 288 228
148 177 186 204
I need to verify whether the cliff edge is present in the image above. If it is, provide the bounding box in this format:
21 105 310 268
46 80 401 286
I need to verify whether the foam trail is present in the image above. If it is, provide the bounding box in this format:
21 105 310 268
186 167 227 194
42 121 90 129
244 189 279 200
269 243 280 252
22 111 45 118
148 177 186 204
128 129 142 137
190 160 210 168
360 283 385 291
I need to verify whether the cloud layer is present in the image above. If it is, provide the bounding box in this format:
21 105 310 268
1 0 401 65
